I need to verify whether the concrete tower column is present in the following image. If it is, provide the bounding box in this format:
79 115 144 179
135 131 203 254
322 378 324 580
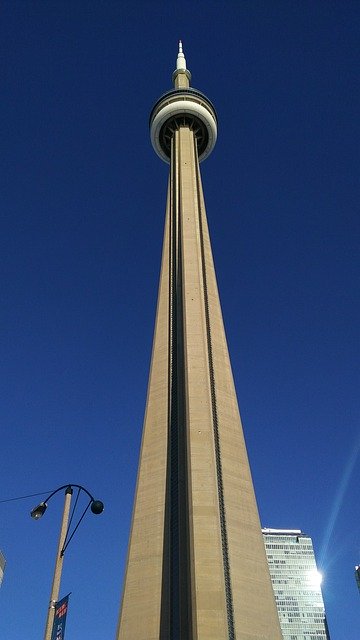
116 43 282 640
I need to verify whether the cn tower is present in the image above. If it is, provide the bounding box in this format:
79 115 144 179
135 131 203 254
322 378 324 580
116 43 282 640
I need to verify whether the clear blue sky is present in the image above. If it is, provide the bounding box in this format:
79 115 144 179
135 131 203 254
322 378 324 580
1 2 359 639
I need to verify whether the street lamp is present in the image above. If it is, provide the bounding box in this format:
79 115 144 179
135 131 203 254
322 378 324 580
31 484 104 640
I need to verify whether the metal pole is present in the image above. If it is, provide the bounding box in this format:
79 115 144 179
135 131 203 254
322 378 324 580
43 486 73 640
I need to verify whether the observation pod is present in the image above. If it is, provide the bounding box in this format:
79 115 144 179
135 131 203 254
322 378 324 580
150 44 217 163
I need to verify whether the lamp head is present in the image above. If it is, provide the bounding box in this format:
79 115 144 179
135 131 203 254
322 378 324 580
30 501 47 520
91 500 104 515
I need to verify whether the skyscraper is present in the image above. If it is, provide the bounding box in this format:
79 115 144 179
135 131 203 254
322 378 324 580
0 550 5 587
117 44 282 640
355 565 360 593
262 528 331 640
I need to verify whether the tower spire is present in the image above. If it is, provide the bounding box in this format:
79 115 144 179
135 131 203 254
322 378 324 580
176 40 186 71
173 40 191 89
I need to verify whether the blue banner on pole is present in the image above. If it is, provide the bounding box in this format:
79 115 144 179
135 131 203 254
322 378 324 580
51 594 70 640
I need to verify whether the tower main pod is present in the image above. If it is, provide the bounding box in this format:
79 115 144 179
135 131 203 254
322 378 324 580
117 44 282 640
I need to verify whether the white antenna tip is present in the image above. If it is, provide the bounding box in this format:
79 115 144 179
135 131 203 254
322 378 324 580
176 40 186 70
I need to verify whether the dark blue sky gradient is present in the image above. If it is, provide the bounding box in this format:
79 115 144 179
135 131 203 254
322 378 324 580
1 2 359 639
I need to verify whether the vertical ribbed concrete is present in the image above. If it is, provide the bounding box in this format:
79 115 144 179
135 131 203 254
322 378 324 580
117 46 282 640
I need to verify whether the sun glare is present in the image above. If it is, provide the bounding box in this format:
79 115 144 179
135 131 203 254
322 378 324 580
310 570 323 587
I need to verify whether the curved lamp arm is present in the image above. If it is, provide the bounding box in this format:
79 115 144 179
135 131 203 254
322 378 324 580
30 484 104 555
31 484 103 520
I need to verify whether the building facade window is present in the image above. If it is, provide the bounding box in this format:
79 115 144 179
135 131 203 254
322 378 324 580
262 529 330 640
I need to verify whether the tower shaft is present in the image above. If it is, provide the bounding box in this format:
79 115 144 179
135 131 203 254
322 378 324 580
117 122 282 639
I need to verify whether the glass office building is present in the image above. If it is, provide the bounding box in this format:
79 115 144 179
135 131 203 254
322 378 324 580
355 565 360 593
0 550 5 587
262 529 330 640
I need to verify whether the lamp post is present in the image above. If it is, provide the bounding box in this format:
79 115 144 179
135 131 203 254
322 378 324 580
31 484 104 640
